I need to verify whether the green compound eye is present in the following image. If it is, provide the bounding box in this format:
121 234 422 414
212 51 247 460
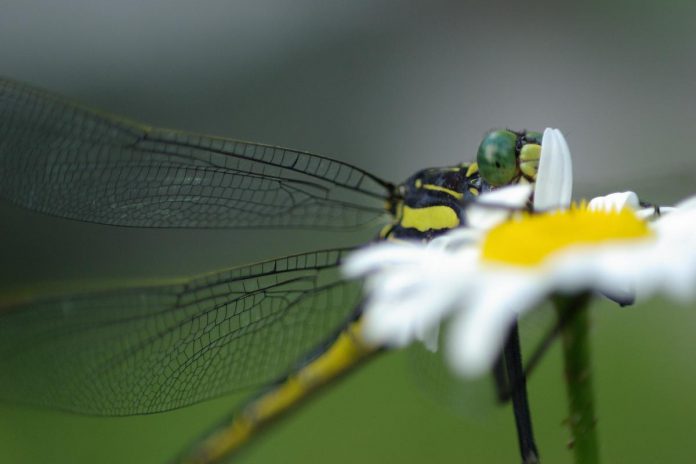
476 130 518 186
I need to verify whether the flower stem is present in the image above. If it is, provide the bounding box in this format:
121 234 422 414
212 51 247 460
554 293 599 464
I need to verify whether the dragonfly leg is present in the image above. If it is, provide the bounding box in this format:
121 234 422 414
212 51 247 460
498 295 597 463
504 321 540 464
492 353 510 404
521 295 591 384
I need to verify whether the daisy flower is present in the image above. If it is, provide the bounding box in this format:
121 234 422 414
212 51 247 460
344 130 696 378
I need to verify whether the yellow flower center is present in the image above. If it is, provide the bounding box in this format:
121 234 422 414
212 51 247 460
481 206 653 266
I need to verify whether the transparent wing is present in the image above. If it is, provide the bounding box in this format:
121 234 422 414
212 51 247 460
0 249 361 416
0 78 391 229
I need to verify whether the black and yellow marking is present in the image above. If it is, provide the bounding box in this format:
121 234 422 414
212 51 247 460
400 205 460 232
379 162 489 241
465 162 479 177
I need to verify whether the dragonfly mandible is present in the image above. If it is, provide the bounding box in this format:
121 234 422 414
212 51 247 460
0 78 544 464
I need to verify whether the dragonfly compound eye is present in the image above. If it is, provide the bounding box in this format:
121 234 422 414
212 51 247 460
476 130 518 187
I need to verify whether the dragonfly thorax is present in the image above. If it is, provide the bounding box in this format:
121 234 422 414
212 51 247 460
381 162 489 241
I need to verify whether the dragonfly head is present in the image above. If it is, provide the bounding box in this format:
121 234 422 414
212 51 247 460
476 129 541 188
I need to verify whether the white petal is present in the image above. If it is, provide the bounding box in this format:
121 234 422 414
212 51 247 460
477 183 534 207
466 184 533 230
534 128 573 211
554 129 574 207
429 228 482 251
653 200 696 238
546 242 643 300
446 271 547 377
539 225 696 306
674 194 696 211
342 242 423 278
636 208 659 220
588 191 640 212
362 270 469 347
355 243 481 348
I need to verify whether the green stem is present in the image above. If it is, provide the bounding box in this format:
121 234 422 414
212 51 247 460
554 293 600 464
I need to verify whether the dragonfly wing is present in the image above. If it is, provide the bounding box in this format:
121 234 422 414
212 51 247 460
0 78 391 229
0 249 361 415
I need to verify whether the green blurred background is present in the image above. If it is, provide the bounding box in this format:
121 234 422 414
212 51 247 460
1 1 696 463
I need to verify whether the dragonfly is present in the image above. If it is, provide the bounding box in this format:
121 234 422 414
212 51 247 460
0 78 545 464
